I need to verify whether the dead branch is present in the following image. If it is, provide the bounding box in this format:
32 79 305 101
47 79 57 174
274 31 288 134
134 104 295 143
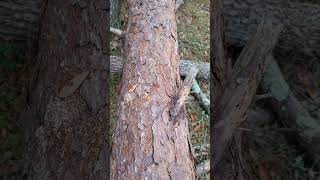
110 27 123 37
170 67 199 124
191 80 210 114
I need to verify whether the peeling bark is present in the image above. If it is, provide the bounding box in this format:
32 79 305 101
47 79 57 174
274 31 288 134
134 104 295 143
23 0 110 179
111 0 196 179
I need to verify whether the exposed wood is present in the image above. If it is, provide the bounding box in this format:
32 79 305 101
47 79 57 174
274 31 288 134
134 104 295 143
191 80 210 114
23 0 110 179
110 27 123 37
111 0 196 178
224 0 320 59
211 16 282 179
170 67 199 124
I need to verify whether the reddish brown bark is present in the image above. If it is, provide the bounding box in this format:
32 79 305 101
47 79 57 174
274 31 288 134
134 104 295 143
23 0 110 179
111 0 196 179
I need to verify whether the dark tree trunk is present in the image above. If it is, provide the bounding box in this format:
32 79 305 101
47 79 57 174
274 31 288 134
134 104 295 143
0 0 121 40
211 0 283 179
111 0 196 179
0 0 41 41
23 0 110 179
2 0 320 61
223 0 320 59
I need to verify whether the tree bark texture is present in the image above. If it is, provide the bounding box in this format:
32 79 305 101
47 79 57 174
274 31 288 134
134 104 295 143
0 0 119 40
0 0 41 41
211 15 282 178
110 56 210 80
223 0 320 59
2 0 320 61
111 0 196 179
23 0 110 179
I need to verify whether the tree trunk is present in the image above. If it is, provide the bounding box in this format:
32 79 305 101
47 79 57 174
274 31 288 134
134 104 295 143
223 0 320 59
110 56 210 80
111 0 196 179
2 0 320 61
23 0 110 179
0 0 121 40
0 0 41 41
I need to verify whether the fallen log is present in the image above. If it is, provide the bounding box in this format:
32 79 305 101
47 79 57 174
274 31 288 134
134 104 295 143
110 56 210 80
191 80 210 114
261 56 320 164
224 0 320 59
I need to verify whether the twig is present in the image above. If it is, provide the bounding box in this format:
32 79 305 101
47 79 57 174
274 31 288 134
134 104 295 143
170 67 199 124
110 27 123 37
191 80 210 114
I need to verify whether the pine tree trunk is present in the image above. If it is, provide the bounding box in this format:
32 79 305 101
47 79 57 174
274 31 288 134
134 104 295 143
23 0 110 179
111 0 196 179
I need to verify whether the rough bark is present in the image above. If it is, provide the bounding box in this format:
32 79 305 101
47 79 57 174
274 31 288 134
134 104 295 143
0 0 41 41
110 56 210 80
23 0 110 179
0 0 184 41
223 0 320 59
211 14 282 179
111 0 196 179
